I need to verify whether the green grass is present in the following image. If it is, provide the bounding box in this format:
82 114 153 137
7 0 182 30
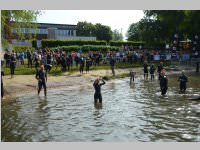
2 59 174 76
102 73 129 81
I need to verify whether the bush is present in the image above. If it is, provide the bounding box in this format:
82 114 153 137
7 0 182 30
13 46 35 53
32 40 37 49
41 40 107 48
109 41 145 47
50 45 120 53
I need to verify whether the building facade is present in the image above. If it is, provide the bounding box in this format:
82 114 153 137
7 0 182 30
11 22 96 47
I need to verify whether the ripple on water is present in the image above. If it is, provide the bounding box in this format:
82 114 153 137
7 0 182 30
2 74 200 142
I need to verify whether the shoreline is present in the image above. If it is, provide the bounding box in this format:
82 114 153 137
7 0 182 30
2 67 196 102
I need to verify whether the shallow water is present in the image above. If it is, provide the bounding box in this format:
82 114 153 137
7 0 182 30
1 72 200 142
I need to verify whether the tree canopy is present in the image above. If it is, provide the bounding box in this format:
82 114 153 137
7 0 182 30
1 10 41 47
127 10 200 47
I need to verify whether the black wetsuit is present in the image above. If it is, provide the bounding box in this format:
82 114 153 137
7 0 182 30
160 75 168 95
36 70 47 96
79 58 85 74
178 75 188 92
27 51 32 68
10 56 16 76
150 65 156 81
110 58 115 76
66 57 71 71
86 58 91 73
157 64 163 80
1 71 4 98
196 62 199 73
143 63 148 79
93 80 106 103
130 71 136 83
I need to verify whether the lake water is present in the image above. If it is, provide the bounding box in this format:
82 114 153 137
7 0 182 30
1 72 200 142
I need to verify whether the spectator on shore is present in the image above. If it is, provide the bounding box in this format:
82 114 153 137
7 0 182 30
110 55 116 76
10 53 16 78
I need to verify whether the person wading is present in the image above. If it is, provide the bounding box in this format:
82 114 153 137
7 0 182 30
160 69 168 95
36 65 47 96
93 78 106 104
178 70 188 93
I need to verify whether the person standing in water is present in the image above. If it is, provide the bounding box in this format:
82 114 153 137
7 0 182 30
160 69 168 95
157 62 164 80
110 55 116 76
150 64 156 81
93 78 106 103
178 70 188 93
130 71 136 84
36 65 47 96
143 61 148 80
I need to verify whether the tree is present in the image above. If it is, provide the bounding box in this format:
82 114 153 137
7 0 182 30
126 22 141 41
1 10 41 48
112 29 123 41
76 21 95 36
94 23 112 41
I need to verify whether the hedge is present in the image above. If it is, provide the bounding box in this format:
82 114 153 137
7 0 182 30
40 40 107 48
109 41 145 47
13 46 35 53
51 45 120 53
32 40 37 49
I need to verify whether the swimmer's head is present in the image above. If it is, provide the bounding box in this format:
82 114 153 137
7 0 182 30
40 65 44 70
161 69 166 76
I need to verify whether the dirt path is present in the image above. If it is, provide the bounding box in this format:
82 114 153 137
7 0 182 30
2 67 195 101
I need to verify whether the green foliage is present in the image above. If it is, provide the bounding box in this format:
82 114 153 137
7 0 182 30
76 21 113 41
41 40 107 48
51 45 120 53
127 10 200 47
1 10 41 47
13 46 35 52
109 41 144 47
112 29 123 41
32 40 37 48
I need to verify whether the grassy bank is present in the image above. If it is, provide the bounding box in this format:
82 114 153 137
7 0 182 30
2 59 175 76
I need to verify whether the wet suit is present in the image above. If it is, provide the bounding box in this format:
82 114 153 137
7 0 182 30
86 58 91 73
143 63 148 80
10 55 16 77
1 71 4 98
150 65 156 81
79 58 85 74
160 75 168 95
130 71 136 83
36 69 47 96
110 58 115 76
157 64 163 80
93 80 106 103
178 75 188 92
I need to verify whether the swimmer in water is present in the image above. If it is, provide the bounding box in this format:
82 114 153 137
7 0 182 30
36 65 47 96
160 69 168 95
178 70 188 93
130 71 136 84
93 78 106 104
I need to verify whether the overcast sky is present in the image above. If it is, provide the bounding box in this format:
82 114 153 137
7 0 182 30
37 10 144 40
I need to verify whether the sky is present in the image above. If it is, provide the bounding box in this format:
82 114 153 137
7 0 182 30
37 10 144 40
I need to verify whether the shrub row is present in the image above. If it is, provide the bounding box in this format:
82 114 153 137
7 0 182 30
40 40 107 48
32 40 147 48
51 45 120 53
13 46 35 53
109 41 145 47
